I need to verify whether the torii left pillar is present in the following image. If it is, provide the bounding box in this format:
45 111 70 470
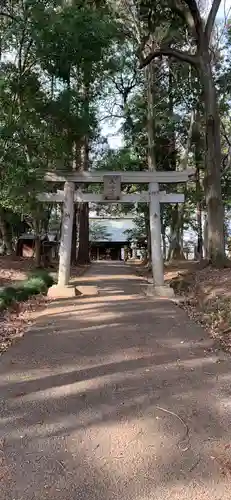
58 181 74 286
48 181 76 298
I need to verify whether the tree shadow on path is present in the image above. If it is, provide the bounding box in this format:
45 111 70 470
1 262 231 499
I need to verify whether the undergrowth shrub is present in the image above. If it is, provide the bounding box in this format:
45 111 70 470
0 270 54 311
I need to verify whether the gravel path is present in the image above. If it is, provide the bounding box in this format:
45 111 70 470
1 262 231 499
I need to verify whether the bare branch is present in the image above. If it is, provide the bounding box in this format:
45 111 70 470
221 121 231 147
22 38 34 74
205 0 222 42
220 121 231 176
99 114 123 122
140 47 198 68
0 11 16 21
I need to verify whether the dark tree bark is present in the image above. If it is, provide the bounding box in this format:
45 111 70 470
168 205 185 261
77 203 90 265
71 205 77 265
34 219 41 267
147 219 151 263
34 237 42 268
162 226 167 261
77 134 90 265
0 208 13 254
143 205 151 263
204 215 209 258
195 145 203 259
196 181 203 259
200 53 224 264
76 66 90 265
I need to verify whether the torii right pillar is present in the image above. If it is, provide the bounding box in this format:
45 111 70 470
148 182 174 298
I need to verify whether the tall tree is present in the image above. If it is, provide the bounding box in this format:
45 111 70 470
137 0 224 265
0 0 116 264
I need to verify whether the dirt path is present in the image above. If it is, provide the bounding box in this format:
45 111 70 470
1 262 231 499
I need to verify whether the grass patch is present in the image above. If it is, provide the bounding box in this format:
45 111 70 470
0 270 54 311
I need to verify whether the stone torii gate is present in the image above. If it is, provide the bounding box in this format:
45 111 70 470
39 169 194 297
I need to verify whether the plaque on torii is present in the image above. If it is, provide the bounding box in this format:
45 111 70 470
103 175 121 201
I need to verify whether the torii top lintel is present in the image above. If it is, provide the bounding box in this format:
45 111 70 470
45 169 195 184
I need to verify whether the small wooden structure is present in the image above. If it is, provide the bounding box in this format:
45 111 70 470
16 233 58 260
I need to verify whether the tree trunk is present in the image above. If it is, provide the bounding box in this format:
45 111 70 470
71 205 77 265
34 237 42 267
203 213 209 259
0 208 13 255
144 62 157 267
147 221 151 263
34 220 41 267
167 204 185 261
200 53 225 265
160 208 166 261
168 238 185 260
77 203 90 265
193 108 203 259
144 206 151 264
196 203 203 259
162 226 167 261
196 167 203 259
146 62 157 171
76 134 90 265
75 65 90 266
42 208 51 234
168 61 177 171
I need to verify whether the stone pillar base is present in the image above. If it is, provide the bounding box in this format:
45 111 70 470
146 283 175 298
48 284 79 299
48 284 98 299
77 285 98 296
